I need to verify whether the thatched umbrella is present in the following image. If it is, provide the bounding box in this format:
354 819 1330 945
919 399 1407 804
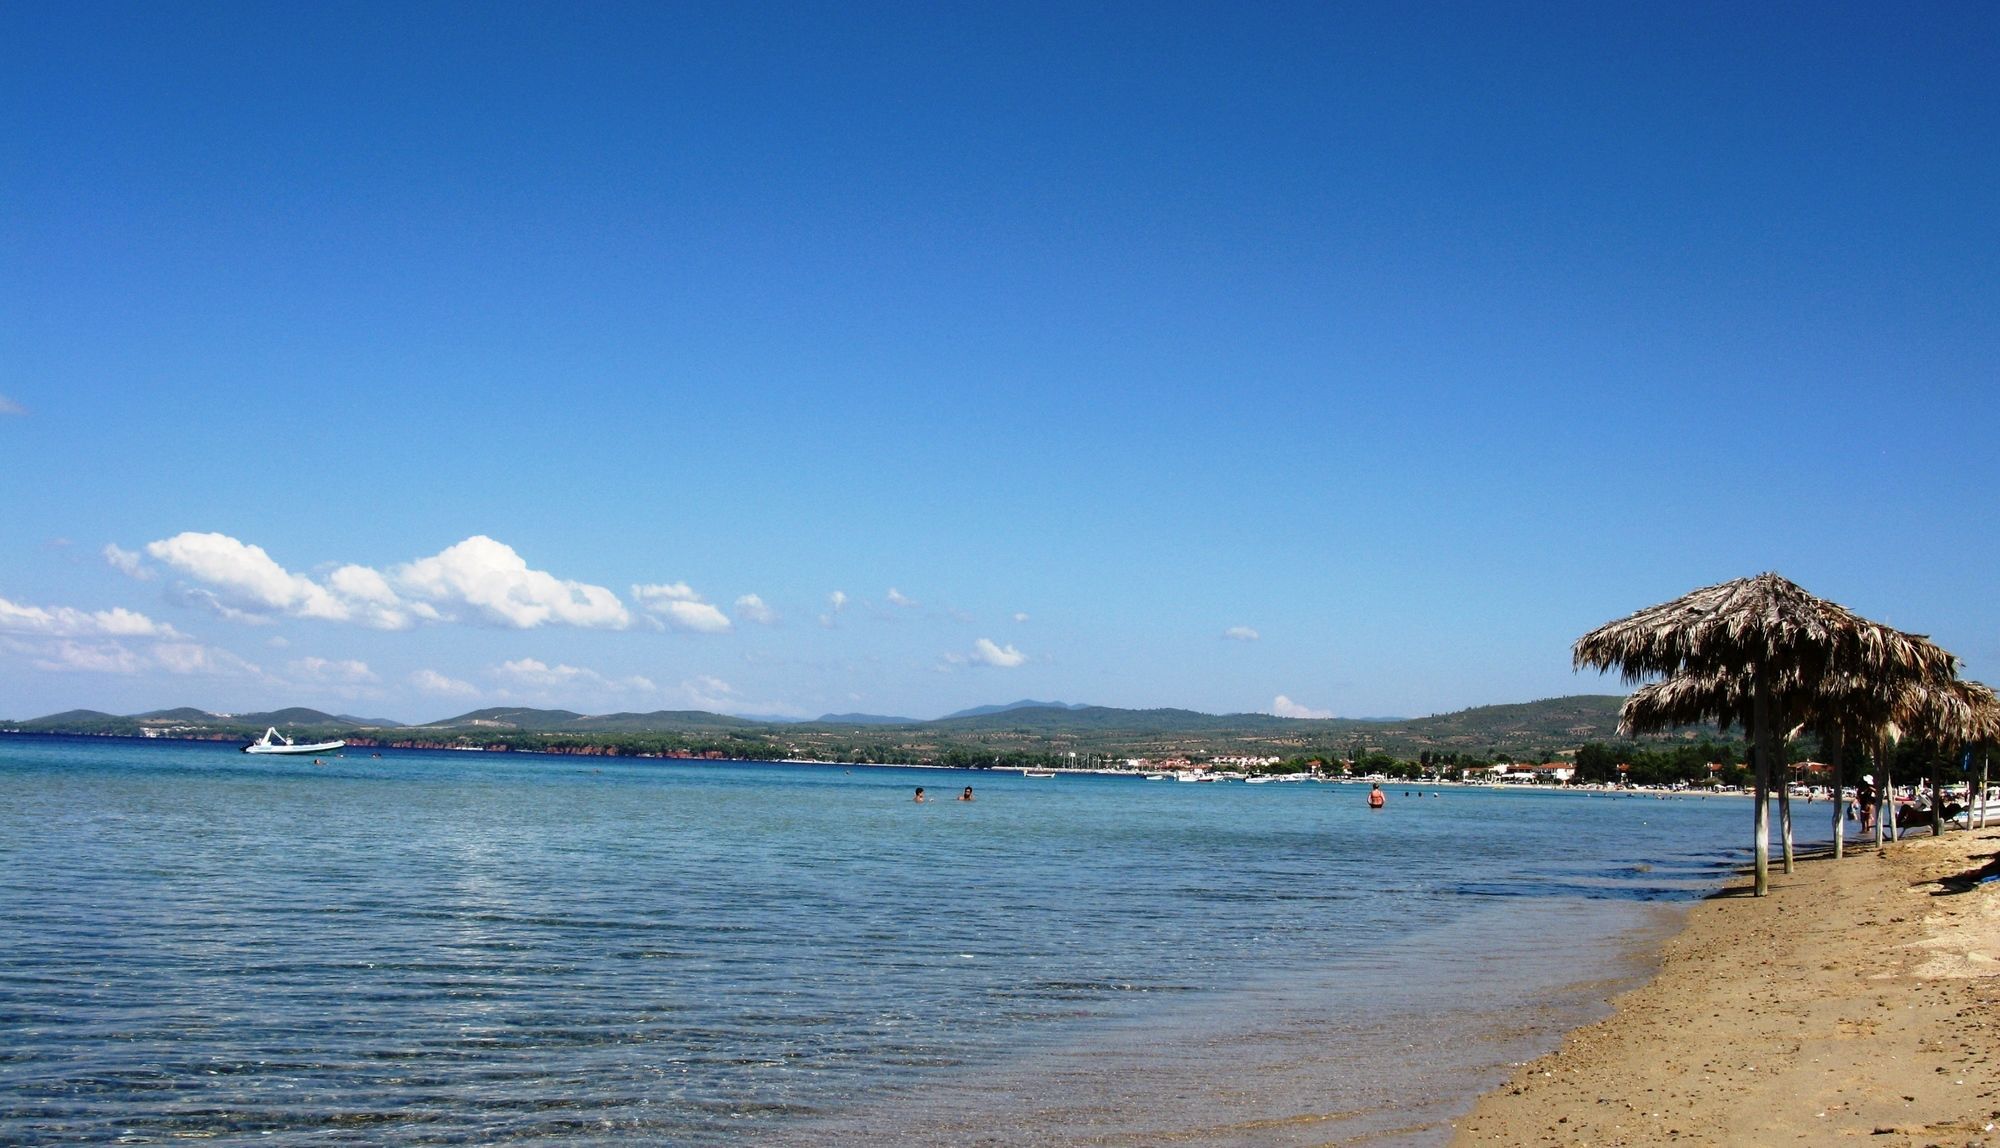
1620 663 1812 865
1891 678 2000 836
1576 573 1958 896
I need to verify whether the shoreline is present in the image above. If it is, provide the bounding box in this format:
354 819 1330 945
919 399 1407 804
1449 826 2000 1147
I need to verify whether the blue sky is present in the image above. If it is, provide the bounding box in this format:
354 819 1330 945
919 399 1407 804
3 2 1994 723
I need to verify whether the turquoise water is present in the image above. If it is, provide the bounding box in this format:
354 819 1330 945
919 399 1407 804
0 736 1773 1145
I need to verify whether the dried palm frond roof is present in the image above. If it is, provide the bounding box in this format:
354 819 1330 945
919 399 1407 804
1620 666 1754 736
1897 678 2000 746
1575 572 1958 686
1626 664 1999 747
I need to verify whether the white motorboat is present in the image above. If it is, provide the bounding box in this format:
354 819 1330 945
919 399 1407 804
242 727 346 755
1021 768 1056 778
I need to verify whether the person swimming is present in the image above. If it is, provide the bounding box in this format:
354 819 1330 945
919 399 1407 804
913 787 927 803
958 786 974 801
1368 783 1385 809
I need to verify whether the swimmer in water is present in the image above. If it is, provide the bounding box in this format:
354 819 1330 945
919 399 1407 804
959 786 974 801
1368 783 1386 809
913 787 927 803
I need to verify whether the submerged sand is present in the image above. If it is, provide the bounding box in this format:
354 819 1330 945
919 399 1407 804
1451 827 2000 1147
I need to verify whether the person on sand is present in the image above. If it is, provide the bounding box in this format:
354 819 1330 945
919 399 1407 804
1856 774 1877 833
1368 783 1385 809
958 786 974 802
913 787 926 803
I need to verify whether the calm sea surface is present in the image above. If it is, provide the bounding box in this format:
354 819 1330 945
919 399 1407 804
0 736 1789 1145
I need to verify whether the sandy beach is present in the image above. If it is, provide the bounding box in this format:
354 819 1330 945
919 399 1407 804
1451 825 2000 1147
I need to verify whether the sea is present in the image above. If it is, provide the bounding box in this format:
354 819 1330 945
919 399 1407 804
0 735 1795 1146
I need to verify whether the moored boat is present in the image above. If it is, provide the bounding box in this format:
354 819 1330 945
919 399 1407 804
242 727 346 755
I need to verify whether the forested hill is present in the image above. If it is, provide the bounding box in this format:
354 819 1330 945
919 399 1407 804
3 694 1705 762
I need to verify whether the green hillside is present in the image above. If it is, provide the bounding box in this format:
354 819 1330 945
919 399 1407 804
3 694 1704 764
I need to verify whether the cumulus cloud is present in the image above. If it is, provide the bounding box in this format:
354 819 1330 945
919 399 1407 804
0 595 182 639
9 637 144 674
146 532 353 622
971 638 1027 668
1223 626 1261 642
1272 695 1333 720
103 543 154 580
733 594 778 625
288 656 377 684
493 657 656 695
168 584 279 625
140 532 627 631
677 674 807 718
886 587 918 608
632 581 733 633
399 536 628 629
820 589 849 628
153 642 262 677
411 668 479 697
5 633 259 677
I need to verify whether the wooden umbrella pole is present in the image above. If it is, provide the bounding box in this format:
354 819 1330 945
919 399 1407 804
1875 735 1888 850
1979 754 1990 829
1752 677 1773 896
1980 755 1990 829
1779 759 1795 873
1931 753 1945 837
1829 734 1845 861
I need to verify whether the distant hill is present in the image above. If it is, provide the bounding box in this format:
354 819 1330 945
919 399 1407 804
423 707 588 730
815 712 919 725
2 693 1708 763
941 699 1092 720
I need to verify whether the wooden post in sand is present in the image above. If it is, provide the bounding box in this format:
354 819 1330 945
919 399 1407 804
1875 734 1889 849
1828 734 1845 860
1751 679 1773 896
1778 758 1795 873
1978 755 1990 829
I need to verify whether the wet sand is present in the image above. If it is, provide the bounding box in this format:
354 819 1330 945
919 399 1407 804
1451 826 2000 1147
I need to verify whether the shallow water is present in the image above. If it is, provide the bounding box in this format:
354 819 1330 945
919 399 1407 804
0 736 1776 1144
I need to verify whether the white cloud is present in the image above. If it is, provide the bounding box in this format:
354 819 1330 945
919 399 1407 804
289 656 377 684
971 638 1027 668
147 532 353 622
1223 626 1261 642
819 590 849 629
168 585 279 625
0 395 23 416
153 642 262 677
493 657 656 695
495 657 595 687
1272 695 1333 719
733 593 778 625
633 582 733 633
1013 612 1030 623
411 668 479 697
103 543 154 580
12 638 144 674
677 674 807 718
886 587 918 608
142 533 631 631
0 595 182 638
398 536 628 629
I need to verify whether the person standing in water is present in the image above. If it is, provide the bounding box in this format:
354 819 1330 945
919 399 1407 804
1368 783 1385 809
913 787 927 803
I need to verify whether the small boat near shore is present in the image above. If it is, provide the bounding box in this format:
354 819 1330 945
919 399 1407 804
1021 767 1057 778
242 727 346 755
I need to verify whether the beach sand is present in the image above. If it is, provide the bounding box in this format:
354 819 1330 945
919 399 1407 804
1451 825 2000 1147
